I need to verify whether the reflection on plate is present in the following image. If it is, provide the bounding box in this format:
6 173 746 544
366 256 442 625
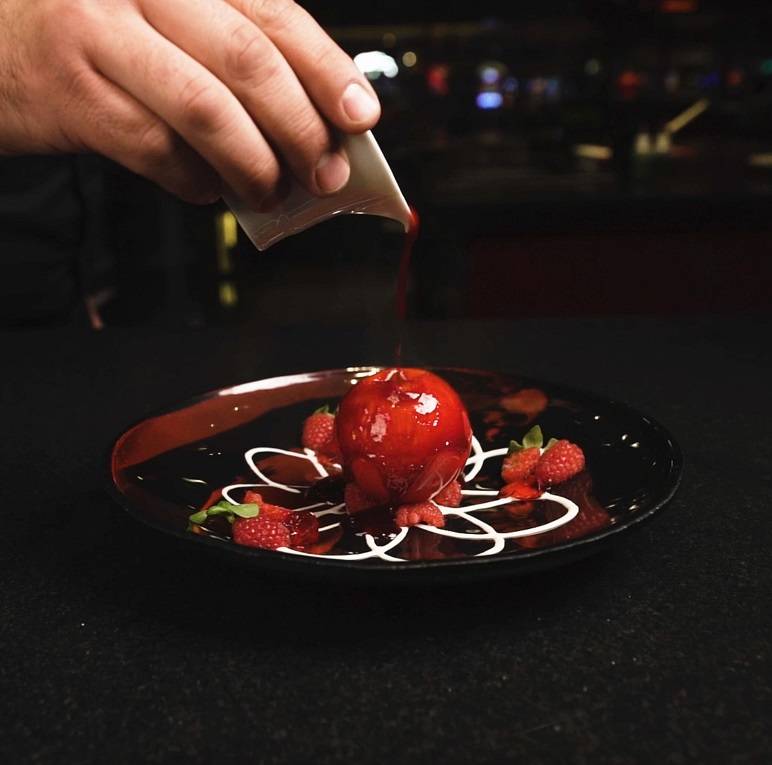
109 368 682 582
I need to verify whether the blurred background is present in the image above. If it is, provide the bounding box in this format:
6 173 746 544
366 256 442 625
3 0 772 328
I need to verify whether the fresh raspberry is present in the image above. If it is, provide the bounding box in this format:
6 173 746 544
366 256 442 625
232 514 291 550
500 480 542 500
284 510 320 547
501 446 541 484
517 474 608 549
260 502 292 522
303 525 344 556
395 501 445 528
435 479 463 507
344 482 377 514
243 490 264 505
302 407 341 459
533 440 585 486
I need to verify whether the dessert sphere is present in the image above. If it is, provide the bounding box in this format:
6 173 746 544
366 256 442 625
336 368 473 505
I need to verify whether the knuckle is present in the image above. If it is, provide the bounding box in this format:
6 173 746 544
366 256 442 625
242 154 281 201
313 43 341 72
48 0 96 32
135 121 177 166
224 24 266 82
178 78 223 133
40 0 97 57
248 0 297 31
286 110 329 159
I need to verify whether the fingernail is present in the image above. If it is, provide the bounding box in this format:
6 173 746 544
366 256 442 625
341 82 380 123
315 151 350 195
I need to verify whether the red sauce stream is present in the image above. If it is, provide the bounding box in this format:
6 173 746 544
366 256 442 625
394 206 420 364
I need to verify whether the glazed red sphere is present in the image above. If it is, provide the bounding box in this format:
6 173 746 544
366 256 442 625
336 368 473 505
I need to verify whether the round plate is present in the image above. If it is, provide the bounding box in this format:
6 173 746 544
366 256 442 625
108 368 682 583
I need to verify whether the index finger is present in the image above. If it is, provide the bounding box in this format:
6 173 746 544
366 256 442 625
230 0 381 132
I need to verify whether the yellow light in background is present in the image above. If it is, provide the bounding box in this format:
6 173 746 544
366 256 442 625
402 51 417 67
215 210 238 274
749 153 772 168
215 211 239 308
665 98 709 134
221 211 238 248
574 144 612 160
219 281 238 308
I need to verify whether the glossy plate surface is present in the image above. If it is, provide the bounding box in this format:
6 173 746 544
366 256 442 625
109 368 682 583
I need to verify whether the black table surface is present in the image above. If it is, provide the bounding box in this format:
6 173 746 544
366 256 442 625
1 315 770 764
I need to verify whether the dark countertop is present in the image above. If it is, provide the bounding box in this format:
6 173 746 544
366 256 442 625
1 315 770 764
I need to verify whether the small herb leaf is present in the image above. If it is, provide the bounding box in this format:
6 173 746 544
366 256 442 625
545 438 559 451
188 510 208 525
522 425 544 450
231 503 260 519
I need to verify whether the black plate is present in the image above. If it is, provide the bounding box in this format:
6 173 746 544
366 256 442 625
108 367 682 583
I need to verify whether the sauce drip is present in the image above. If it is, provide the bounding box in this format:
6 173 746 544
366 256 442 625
394 206 420 364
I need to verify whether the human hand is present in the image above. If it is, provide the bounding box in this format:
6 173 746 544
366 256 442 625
0 0 380 205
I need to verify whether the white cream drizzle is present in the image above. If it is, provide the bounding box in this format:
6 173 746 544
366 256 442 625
221 434 579 562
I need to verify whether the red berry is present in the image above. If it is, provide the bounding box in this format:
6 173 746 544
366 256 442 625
395 501 445 528
232 515 290 550
533 440 585 486
435 479 463 507
260 503 292 522
243 490 264 505
344 482 377 514
302 410 341 459
500 481 542 500
336 368 472 505
284 510 320 547
501 447 541 484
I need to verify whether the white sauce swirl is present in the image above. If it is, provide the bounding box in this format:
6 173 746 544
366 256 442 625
221 435 579 561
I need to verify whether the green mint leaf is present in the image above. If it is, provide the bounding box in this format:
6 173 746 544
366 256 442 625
188 510 208 525
313 404 331 415
545 438 559 451
522 425 544 450
231 503 260 519
206 502 235 517
507 439 523 455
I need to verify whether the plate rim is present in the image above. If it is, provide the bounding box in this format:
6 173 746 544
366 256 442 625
106 366 683 576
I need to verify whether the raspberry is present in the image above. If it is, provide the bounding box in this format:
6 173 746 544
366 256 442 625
534 440 585 487
344 482 377 514
260 503 292 522
500 481 542 500
517 474 608 549
243 490 264 505
435 479 463 507
302 406 341 460
232 515 290 550
501 446 540 484
284 510 320 547
395 501 445 528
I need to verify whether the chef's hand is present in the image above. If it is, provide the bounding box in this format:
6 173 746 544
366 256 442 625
0 0 380 206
